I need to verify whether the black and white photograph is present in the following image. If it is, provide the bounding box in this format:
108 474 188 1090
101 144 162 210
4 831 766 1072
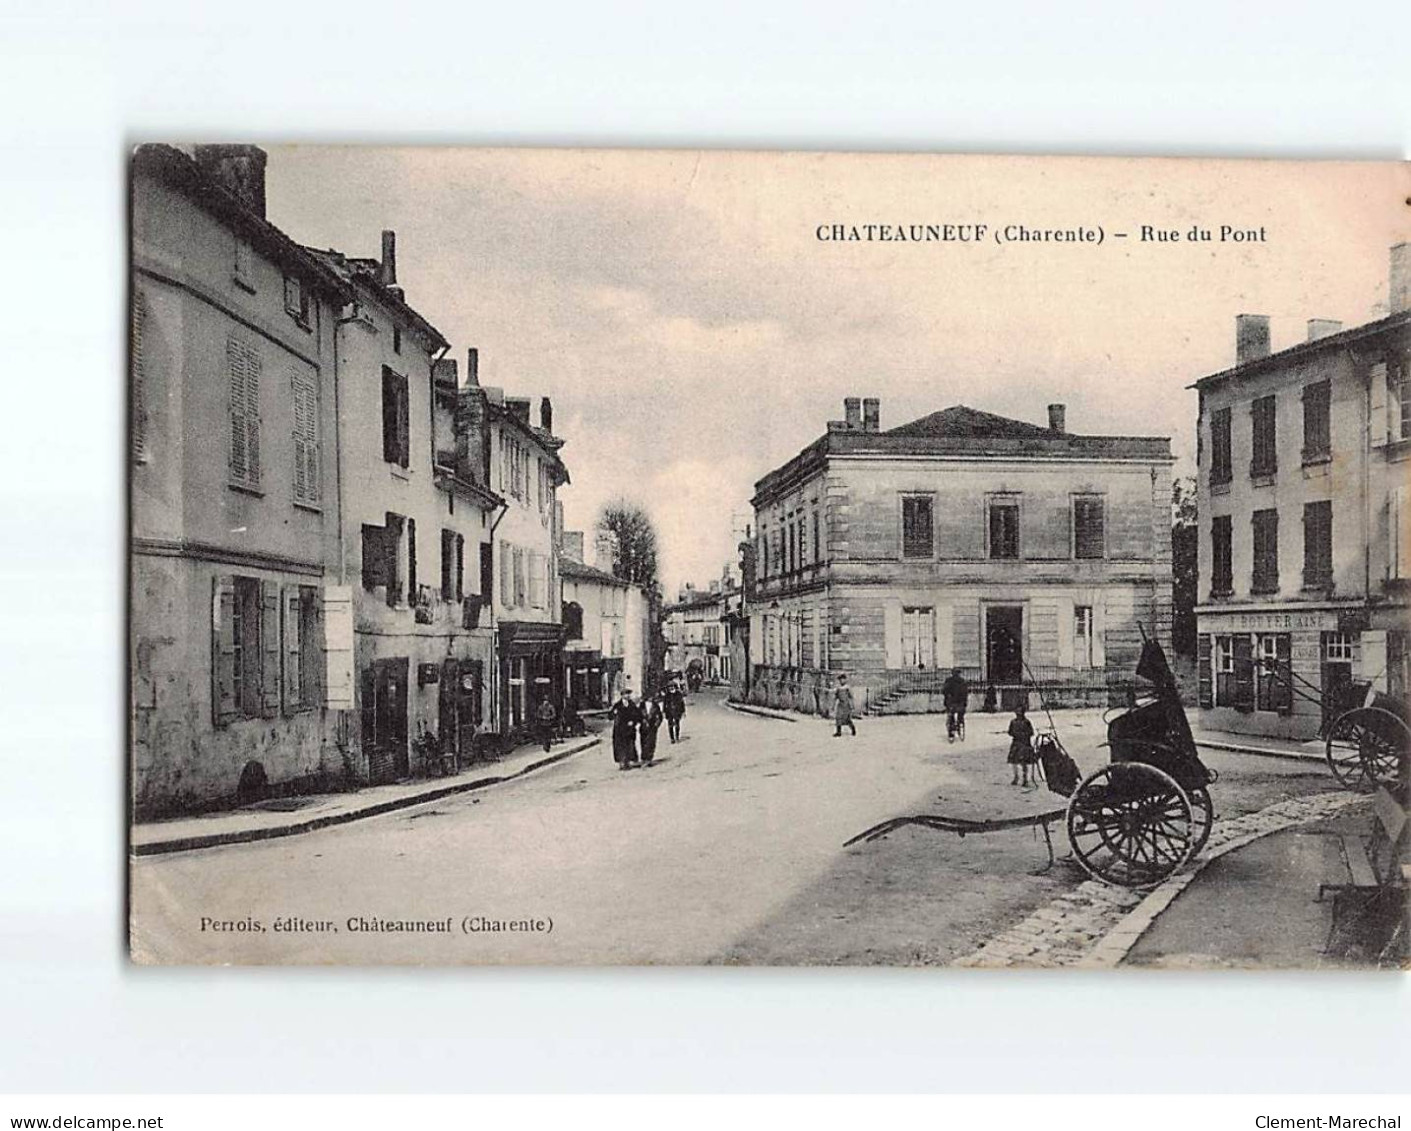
126 146 1410 968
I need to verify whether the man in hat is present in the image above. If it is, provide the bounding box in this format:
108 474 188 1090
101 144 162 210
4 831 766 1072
608 687 641 769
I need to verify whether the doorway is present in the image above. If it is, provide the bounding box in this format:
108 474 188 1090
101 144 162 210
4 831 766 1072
360 657 409 784
985 605 1024 683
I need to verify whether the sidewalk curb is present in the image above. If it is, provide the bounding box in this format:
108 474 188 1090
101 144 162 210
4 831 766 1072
724 701 800 723
1194 738 1325 764
953 790 1365 969
131 736 603 858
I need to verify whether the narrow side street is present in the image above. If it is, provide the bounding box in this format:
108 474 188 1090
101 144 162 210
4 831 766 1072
131 690 1345 966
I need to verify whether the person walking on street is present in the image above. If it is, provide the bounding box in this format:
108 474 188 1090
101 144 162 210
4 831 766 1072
639 695 664 766
534 696 558 753
1007 702 1037 787
942 668 970 742
608 688 641 770
833 674 857 738
663 680 686 743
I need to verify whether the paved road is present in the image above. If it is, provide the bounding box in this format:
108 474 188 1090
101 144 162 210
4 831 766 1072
129 691 1339 966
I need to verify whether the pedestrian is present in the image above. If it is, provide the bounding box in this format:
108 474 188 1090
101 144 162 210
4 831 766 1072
832 673 857 738
663 680 685 743
942 667 970 742
1007 702 1037 787
639 695 664 765
534 695 558 753
608 688 641 770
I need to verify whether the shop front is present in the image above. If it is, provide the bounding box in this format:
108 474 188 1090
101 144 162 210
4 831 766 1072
498 620 568 736
1196 604 1376 740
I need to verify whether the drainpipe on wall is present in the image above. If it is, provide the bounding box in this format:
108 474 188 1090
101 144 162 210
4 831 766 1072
486 498 510 732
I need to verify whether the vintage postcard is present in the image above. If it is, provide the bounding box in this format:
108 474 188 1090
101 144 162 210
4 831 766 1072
128 147 1410 967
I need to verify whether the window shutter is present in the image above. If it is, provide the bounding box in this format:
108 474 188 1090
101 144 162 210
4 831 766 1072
1057 598 1074 668
1197 634 1213 708
212 576 237 725
131 289 148 462
228 338 248 483
399 376 411 467
322 585 354 709
935 602 953 669
1232 635 1255 711
283 586 301 715
1369 361 1389 448
1090 600 1106 669
407 518 418 601
291 369 319 505
382 369 399 463
260 580 281 717
307 589 325 709
245 347 262 488
456 535 465 602
884 600 902 669
1274 634 1294 713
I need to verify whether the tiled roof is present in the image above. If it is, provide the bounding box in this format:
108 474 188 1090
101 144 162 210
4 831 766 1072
885 404 1057 439
560 558 627 585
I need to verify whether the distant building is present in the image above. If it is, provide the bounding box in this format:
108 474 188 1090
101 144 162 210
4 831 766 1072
663 573 738 684
749 396 1174 714
1191 245 1411 739
130 145 353 815
559 531 649 705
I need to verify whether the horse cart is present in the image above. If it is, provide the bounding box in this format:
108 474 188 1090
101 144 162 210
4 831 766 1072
846 636 1217 890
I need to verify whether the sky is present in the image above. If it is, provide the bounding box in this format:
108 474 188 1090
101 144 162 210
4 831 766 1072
263 148 1409 596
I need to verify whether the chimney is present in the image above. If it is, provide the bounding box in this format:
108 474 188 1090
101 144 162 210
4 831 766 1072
844 397 862 430
465 347 479 387
1391 243 1411 315
379 230 404 300
506 397 531 425
1235 314 1271 365
594 531 616 572
540 396 554 434
1047 403 1066 433
862 397 880 433
1306 319 1343 342
192 145 268 218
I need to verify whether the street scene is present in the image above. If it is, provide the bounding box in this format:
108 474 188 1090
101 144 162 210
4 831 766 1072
128 147 1409 967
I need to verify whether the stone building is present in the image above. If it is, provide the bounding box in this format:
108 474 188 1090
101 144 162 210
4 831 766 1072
748 397 1174 714
308 238 502 783
480 384 570 733
1192 245 1411 739
559 532 649 706
130 145 353 815
663 580 736 685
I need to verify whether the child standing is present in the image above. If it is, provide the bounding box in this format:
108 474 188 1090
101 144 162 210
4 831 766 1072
1006 702 1037 787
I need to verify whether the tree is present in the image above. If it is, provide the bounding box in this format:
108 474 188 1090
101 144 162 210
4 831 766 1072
1171 476 1198 658
596 498 660 590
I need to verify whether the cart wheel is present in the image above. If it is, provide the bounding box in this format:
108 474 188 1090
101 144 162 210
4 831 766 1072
1187 786 1214 858
1066 763 1194 888
1326 707 1409 791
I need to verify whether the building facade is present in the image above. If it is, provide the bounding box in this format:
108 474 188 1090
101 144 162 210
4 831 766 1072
312 238 503 784
559 545 649 706
130 145 353 815
482 388 569 732
663 583 736 685
1193 248 1411 740
749 397 1174 714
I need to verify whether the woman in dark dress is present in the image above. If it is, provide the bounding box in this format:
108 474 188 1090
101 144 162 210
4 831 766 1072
608 689 641 770
638 696 664 766
1006 703 1037 787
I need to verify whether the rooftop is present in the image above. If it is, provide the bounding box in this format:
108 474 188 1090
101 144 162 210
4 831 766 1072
560 558 628 586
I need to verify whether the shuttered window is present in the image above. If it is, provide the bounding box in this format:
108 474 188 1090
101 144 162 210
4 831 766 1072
407 518 418 601
902 496 933 558
1302 500 1332 589
441 529 456 600
988 498 1020 559
529 551 546 608
1210 406 1232 485
283 584 321 714
1250 395 1277 477
1392 486 1409 581
131 288 149 463
1256 633 1293 713
213 575 274 725
1231 634 1255 712
1252 508 1279 594
1302 380 1331 460
291 367 320 506
381 366 409 467
1197 634 1213 708
228 336 262 490
1073 496 1106 559
513 547 527 607
1211 515 1233 595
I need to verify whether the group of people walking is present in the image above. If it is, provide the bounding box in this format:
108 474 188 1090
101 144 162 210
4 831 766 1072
609 680 686 771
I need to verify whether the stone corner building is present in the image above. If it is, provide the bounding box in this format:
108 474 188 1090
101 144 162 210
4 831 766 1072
1192 244 1411 740
748 396 1174 715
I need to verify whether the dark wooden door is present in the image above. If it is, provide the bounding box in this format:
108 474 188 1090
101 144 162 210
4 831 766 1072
361 658 409 784
986 606 1024 683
